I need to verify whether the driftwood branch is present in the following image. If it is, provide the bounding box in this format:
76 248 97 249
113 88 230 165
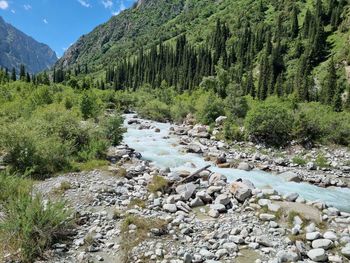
175 165 211 185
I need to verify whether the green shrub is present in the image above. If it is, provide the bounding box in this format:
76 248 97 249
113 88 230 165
245 102 293 146
0 194 70 262
223 118 244 142
292 155 307 166
315 154 330 168
137 99 171 122
102 114 125 146
195 91 225 125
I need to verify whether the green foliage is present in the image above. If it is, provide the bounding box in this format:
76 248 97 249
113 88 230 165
245 101 294 146
81 91 101 120
195 91 225 125
102 114 125 146
0 172 71 263
137 99 171 122
0 82 125 177
315 153 330 168
223 118 244 142
292 155 307 166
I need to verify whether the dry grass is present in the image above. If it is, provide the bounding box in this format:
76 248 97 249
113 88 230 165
127 198 146 209
120 215 167 262
147 175 169 193
53 181 72 195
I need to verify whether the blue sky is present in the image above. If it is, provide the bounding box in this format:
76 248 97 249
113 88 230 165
0 0 136 57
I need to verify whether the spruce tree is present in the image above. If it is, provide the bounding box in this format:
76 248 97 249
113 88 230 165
291 6 299 38
324 57 337 104
333 85 343 112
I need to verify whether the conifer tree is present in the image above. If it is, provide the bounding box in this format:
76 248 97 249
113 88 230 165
19 64 26 80
291 6 299 38
11 68 16 81
324 57 337 104
333 85 343 112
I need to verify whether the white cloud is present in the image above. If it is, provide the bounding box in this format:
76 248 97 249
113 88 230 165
0 0 9 10
112 1 126 16
77 0 91 8
102 0 113 9
43 18 48 24
23 4 32 10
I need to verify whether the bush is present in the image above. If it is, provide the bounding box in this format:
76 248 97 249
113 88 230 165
137 99 171 122
102 114 125 146
223 118 244 142
0 172 71 263
195 91 225 125
245 102 294 146
0 195 70 262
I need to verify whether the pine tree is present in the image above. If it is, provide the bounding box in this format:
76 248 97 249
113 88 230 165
333 85 343 112
26 72 31 82
324 57 337 104
291 6 299 38
19 64 26 80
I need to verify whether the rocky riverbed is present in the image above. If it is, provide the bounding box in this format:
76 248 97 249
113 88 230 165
32 115 350 263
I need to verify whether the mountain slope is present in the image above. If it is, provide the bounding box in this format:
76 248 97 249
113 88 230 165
0 16 57 73
57 0 185 69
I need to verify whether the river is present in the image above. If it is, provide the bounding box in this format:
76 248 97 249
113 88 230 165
123 115 350 212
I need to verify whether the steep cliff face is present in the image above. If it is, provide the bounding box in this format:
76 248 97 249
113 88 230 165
0 16 57 73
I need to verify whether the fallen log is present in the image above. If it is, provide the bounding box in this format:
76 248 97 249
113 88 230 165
175 165 211 185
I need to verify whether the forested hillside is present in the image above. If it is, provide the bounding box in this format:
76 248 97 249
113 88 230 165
54 0 350 112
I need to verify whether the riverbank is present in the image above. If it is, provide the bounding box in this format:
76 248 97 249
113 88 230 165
30 114 350 263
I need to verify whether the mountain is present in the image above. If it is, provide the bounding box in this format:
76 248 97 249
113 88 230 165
56 0 350 106
0 16 57 73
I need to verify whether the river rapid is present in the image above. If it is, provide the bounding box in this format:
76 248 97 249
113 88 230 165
123 114 350 212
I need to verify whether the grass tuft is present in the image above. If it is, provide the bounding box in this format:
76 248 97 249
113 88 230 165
147 175 169 193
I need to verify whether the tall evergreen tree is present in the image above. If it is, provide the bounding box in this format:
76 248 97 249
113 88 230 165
324 57 337 104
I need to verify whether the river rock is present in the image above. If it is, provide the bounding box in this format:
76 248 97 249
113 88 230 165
163 204 177 213
279 171 301 183
284 192 299 202
210 204 227 213
306 232 321 241
259 214 276 221
312 239 333 250
229 182 252 202
276 250 300 262
190 197 204 207
307 248 328 261
341 245 350 259
186 143 203 154
237 162 252 171
323 231 337 241
214 193 231 206
176 183 196 201
209 173 227 185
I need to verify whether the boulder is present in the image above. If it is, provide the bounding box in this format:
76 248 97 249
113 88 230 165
176 183 196 201
209 173 227 185
307 162 317 170
208 209 219 218
190 197 204 208
229 182 252 202
276 250 300 262
210 203 227 213
306 232 321 241
214 194 231 206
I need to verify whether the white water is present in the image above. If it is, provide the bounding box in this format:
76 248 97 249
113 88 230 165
123 115 350 212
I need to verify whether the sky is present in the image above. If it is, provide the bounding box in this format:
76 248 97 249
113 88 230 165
0 0 136 57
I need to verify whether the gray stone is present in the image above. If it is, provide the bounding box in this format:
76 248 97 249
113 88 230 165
163 204 177 213
306 232 321 241
276 250 300 262
199 249 215 259
307 162 317 170
190 197 204 207
208 209 219 218
259 213 276 221
312 239 333 250
215 116 227 125
183 253 193 263
222 242 238 253
214 193 231 206
323 231 337 241
280 171 301 183
210 203 226 213
284 192 299 202
237 162 252 171
307 248 327 262
341 246 350 259
176 183 196 201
